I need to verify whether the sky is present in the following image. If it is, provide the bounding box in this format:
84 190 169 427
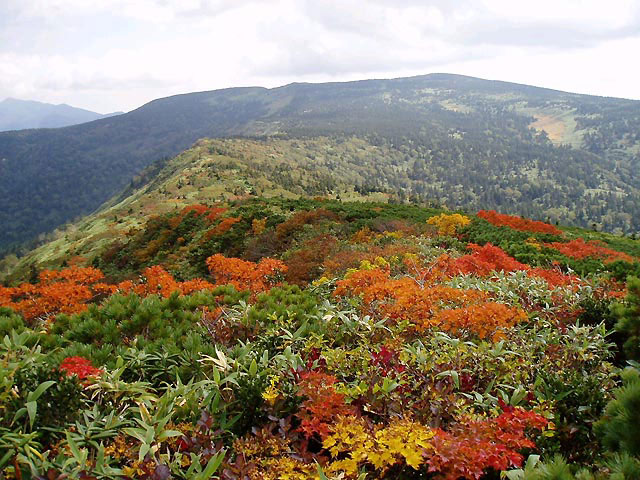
1 0 640 113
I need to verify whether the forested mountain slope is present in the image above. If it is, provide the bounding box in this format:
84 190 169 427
1 73 639 255
5 137 640 282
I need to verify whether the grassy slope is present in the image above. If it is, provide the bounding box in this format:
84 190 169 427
3 138 394 279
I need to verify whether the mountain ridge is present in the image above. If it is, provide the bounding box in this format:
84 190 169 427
1 73 639 256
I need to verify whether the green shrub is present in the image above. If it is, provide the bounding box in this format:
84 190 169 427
612 277 640 362
594 367 640 457
0 307 25 337
7 365 83 440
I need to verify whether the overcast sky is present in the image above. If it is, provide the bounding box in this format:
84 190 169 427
1 0 639 113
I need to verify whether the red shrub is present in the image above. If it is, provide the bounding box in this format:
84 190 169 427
60 356 103 380
428 406 548 480
296 371 356 439
451 244 529 276
545 238 635 263
478 210 562 235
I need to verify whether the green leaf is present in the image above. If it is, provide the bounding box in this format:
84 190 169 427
503 470 524 480
524 454 540 470
249 358 258 376
66 431 83 462
123 427 148 443
95 444 106 468
0 449 14 468
27 380 55 402
139 443 150 462
12 407 27 424
185 454 200 476
199 450 225 479
450 370 460 389
316 463 330 480
158 430 183 442
26 401 37 429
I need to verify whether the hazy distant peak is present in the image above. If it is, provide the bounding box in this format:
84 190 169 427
0 97 120 132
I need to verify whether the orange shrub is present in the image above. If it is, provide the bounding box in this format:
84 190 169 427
113 266 214 298
0 267 107 322
430 303 528 340
528 267 580 288
447 244 581 288
206 207 228 223
334 266 523 339
133 265 180 297
179 278 216 295
206 254 287 293
428 407 548 480
207 217 241 237
296 371 356 439
181 204 209 217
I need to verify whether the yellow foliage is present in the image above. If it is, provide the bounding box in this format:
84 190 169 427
103 435 131 459
233 427 317 480
252 218 267 235
374 419 433 469
426 213 471 236
259 457 315 480
378 230 404 239
345 256 391 277
351 226 375 243
312 276 331 286
525 237 542 250
261 376 281 405
324 416 434 477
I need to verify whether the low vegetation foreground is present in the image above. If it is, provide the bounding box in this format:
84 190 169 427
2 198 640 479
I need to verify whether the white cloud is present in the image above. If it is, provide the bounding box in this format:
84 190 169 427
5 0 253 21
0 0 639 112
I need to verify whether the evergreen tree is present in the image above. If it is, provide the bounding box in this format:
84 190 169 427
613 277 640 361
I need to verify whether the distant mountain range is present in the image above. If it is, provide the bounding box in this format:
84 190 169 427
1 73 639 256
0 98 122 132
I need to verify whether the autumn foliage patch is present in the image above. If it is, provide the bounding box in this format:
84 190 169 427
0 267 110 322
428 406 548 480
478 210 562 235
449 243 580 288
545 237 636 264
206 253 287 293
334 262 526 340
59 356 103 380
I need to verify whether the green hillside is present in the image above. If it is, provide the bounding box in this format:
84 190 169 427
6 135 640 282
1 73 640 256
